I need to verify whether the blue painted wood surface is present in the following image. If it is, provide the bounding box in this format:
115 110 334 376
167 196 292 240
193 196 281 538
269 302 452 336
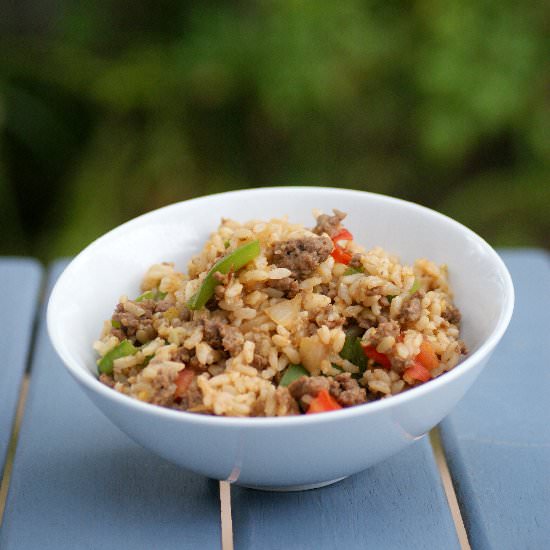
232 437 460 550
0 259 42 477
0 261 221 550
2 249 549 549
440 250 550 550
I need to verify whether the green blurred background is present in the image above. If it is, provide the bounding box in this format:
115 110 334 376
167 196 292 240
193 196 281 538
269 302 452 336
1 1 548 261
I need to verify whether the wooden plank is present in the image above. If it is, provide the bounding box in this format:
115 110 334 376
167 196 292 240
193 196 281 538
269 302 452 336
439 249 550 550
0 259 42 477
0 261 221 550
232 437 460 550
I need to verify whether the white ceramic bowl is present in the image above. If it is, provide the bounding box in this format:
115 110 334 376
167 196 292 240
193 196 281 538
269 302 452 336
47 187 514 490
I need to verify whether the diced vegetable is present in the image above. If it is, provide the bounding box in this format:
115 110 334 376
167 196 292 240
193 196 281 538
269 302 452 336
343 266 364 276
362 345 391 369
340 326 367 372
404 362 431 384
331 228 354 243
174 368 195 398
299 335 326 375
331 246 353 265
187 240 261 310
265 295 301 328
306 389 342 414
330 227 353 265
409 278 420 294
387 295 396 303
223 240 230 249
135 291 153 302
98 340 138 374
415 340 439 371
135 290 167 302
279 364 310 387
111 319 121 329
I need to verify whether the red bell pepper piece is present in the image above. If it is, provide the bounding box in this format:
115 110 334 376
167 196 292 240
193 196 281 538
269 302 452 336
330 227 354 265
404 362 431 384
415 341 439 371
362 345 392 369
331 246 353 265
306 389 343 414
174 369 195 398
331 228 354 243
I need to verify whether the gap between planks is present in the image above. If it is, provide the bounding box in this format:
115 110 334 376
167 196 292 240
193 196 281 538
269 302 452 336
0 267 45 530
219 481 234 550
430 428 471 550
218 432 471 550
0 384 469 550
0 391 470 550
0 374 30 528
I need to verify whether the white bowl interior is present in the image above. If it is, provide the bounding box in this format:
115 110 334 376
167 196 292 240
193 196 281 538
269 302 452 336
49 187 510 384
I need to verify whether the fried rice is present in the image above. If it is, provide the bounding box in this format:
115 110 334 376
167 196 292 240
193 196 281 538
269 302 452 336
94 210 467 417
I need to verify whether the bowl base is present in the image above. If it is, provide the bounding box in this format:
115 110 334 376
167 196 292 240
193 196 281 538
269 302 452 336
235 476 348 492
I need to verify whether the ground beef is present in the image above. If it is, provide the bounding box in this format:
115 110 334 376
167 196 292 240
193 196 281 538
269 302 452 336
357 317 377 330
251 353 269 370
146 367 182 407
188 355 207 371
275 387 300 415
288 373 366 409
220 325 244 355
442 305 462 325
177 379 204 411
364 320 407 372
312 209 347 237
111 301 156 344
314 305 345 329
317 282 338 300
373 320 401 341
179 306 192 322
99 373 115 388
330 373 367 407
271 236 333 279
154 299 172 313
397 292 424 324
349 254 363 269
288 376 331 405
267 277 300 298
202 319 225 349
390 357 408 375
175 346 191 364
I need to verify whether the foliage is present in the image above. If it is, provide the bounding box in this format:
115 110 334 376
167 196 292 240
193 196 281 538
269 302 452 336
1 1 548 260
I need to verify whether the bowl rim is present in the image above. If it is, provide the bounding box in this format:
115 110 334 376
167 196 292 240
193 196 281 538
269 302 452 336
47 186 515 427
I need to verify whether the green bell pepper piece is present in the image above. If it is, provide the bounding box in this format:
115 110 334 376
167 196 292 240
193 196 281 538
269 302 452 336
409 278 420 294
343 266 364 276
187 240 261 310
98 340 138 375
135 290 167 302
339 326 367 372
279 364 310 387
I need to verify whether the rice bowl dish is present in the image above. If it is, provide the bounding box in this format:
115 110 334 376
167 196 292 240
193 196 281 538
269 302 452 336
95 210 467 417
48 187 514 488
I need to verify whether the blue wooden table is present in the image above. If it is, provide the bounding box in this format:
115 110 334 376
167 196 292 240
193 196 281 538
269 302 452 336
0 250 548 549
